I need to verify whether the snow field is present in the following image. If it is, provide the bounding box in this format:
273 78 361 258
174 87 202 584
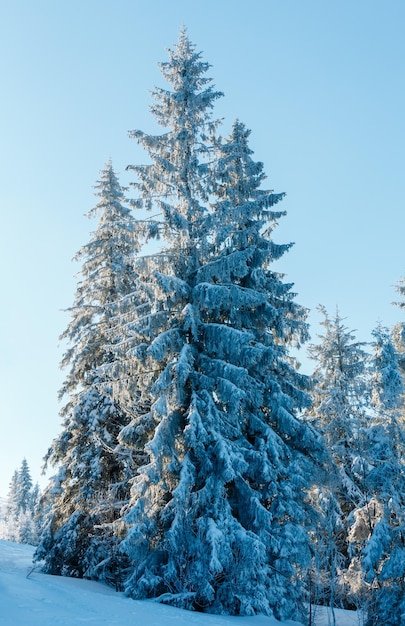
0 540 359 626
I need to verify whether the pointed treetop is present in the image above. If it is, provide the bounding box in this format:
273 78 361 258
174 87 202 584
87 160 130 221
370 322 403 412
156 28 223 111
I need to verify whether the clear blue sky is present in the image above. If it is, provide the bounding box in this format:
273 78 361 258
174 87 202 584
0 0 404 496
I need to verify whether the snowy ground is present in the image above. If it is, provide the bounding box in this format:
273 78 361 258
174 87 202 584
0 539 360 626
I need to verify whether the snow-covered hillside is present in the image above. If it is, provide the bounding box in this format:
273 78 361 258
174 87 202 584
0 539 360 626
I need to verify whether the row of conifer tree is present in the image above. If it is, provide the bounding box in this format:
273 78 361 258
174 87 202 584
4 30 405 626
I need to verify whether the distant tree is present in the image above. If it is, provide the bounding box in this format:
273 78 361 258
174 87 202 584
35 162 140 584
2 469 20 542
392 276 405 373
308 307 370 512
369 324 403 415
119 31 323 620
305 307 370 610
17 458 33 514
1 459 41 545
348 324 405 626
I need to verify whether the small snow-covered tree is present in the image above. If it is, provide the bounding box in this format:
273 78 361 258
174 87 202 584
35 162 139 583
119 31 323 620
308 307 370 511
348 324 405 626
1 469 20 542
393 276 405 374
1 460 41 545
17 458 33 514
305 307 370 609
369 324 403 416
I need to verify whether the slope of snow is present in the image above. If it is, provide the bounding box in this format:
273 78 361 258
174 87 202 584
0 539 359 626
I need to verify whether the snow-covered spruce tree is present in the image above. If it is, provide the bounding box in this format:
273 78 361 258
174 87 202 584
305 307 370 608
392 276 405 374
119 31 323 619
348 324 405 626
1 460 41 545
35 163 140 584
2 469 20 541
16 458 33 514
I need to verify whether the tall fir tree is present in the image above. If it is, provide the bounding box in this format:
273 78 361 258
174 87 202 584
119 31 323 620
35 162 139 583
